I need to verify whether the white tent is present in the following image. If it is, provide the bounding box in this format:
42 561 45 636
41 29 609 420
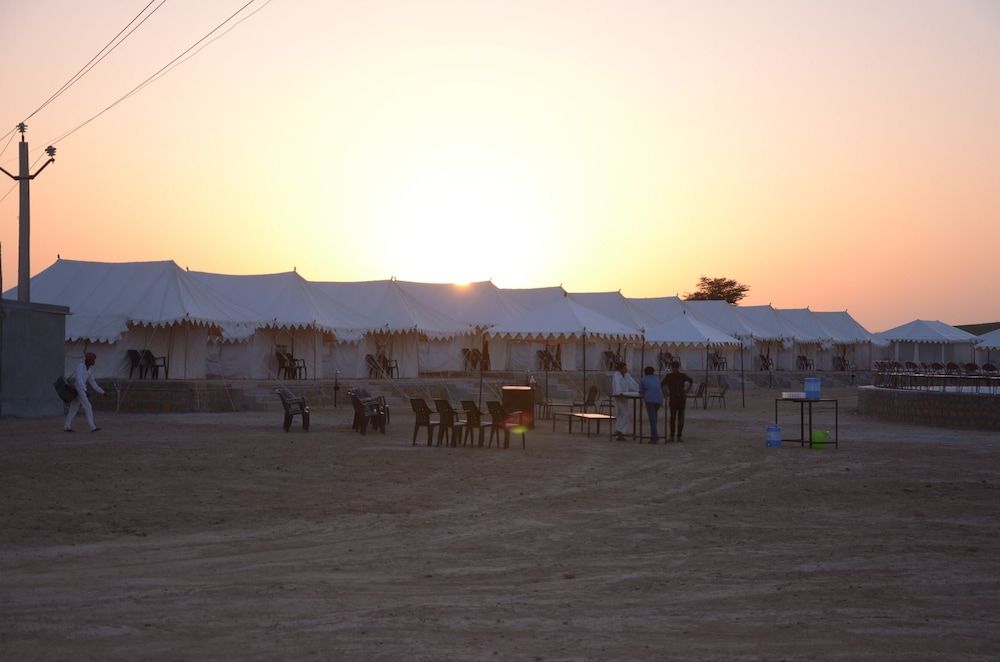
569 291 661 371
488 293 641 402
397 280 525 328
813 310 876 370
644 313 740 373
775 308 833 370
497 286 567 313
645 314 740 346
683 300 764 338
397 280 526 373
975 328 1000 350
190 270 373 379
683 300 774 371
628 296 690 324
735 305 799 370
974 328 1000 366
5 259 261 378
875 319 978 365
311 280 471 377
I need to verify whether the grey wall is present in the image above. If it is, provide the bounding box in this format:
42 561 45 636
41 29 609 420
0 300 69 417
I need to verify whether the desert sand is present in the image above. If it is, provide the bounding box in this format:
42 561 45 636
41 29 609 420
2 386 999 661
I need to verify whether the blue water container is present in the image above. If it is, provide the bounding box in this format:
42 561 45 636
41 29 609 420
804 377 821 400
766 424 782 448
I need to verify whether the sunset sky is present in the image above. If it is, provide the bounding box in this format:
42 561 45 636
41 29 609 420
2 0 998 331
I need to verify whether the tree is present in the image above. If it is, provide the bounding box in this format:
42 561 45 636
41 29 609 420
683 276 750 305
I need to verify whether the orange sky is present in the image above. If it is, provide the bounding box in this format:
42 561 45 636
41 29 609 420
2 0 998 331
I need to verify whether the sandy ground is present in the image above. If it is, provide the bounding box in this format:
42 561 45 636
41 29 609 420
1 386 999 661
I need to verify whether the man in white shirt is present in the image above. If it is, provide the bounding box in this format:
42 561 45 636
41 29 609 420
611 362 639 441
64 352 105 432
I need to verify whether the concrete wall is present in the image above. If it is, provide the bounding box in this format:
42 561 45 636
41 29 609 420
0 299 69 417
857 385 1000 431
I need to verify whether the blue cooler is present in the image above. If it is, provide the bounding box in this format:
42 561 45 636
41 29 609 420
766 424 782 448
804 377 821 400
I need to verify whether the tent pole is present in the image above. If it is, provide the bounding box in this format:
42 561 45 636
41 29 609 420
640 332 645 374
740 339 745 408
704 344 709 410
478 331 485 409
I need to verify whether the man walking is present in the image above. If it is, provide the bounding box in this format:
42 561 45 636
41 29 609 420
660 361 693 441
64 352 105 432
611 361 639 441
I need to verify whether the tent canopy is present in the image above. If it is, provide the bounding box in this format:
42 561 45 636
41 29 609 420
4 259 261 342
497 286 567 313
488 293 641 341
569 291 661 332
190 270 371 340
397 280 526 329
812 311 876 344
311 279 469 339
627 296 689 325
644 313 740 346
876 319 978 344
683 300 770 339
775 308 833 344
974 328 1000 351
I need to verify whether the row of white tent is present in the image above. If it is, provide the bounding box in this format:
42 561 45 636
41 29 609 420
4 259 994 380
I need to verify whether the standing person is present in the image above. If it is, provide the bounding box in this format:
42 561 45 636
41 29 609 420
639 365 664 444
64 352 105 432
611 361 639 441
660 360 693 441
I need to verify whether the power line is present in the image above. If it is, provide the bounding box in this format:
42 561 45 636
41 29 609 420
1 1 167 163
23 0 168 123
139 0 275 93
48 0 266 148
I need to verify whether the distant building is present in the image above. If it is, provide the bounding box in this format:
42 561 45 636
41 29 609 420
955 322 1000 336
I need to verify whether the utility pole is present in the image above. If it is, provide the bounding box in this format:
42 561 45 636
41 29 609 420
0 123 57 303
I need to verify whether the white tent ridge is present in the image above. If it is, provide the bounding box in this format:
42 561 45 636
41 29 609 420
6 259 261 343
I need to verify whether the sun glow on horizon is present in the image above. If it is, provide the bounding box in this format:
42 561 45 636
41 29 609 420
357 135 566 285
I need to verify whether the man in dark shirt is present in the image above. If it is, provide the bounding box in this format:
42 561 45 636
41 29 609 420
660 361 693 441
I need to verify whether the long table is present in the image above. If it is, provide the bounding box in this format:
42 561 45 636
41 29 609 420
552 411 616 437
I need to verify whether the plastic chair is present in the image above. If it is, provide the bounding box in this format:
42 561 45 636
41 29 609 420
127 349 146 379
410 398 439 446
573 385 602 413
275 386 310 431
433 399 466 447
687 382 706 407
486 400 527 450
460 400 491 447
142 350 168 379
366 354 384 379
707 384 728 408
